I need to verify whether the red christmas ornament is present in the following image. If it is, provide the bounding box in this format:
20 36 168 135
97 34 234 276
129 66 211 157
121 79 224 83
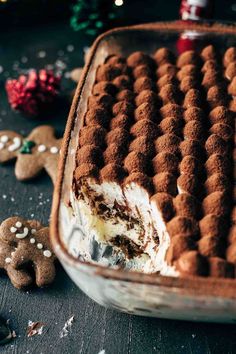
5 69 61 116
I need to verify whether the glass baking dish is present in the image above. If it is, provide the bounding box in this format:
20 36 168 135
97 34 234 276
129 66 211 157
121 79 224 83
51 21 236 323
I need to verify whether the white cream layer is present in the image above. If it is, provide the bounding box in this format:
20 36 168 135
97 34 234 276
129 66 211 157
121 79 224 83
70 179 178 276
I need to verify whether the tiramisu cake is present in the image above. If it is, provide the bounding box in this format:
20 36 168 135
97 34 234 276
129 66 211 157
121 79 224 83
72 45 235 278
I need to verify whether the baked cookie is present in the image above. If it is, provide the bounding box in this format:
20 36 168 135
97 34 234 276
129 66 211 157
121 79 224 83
0 216 56 289
0 125 62 184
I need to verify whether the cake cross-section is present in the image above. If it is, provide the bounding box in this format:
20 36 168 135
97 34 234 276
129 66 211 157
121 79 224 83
72 46 235 279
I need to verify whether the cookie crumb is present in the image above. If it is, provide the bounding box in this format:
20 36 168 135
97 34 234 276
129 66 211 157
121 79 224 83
27 321 45 337
59 315 75 338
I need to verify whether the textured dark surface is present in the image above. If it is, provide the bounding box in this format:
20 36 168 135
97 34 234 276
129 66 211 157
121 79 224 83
1 7 236 354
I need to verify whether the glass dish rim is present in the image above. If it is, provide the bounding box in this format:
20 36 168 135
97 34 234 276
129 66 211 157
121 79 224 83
50 20 236 301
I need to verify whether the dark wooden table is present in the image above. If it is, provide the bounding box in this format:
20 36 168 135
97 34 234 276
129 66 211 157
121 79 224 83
1 13 236 354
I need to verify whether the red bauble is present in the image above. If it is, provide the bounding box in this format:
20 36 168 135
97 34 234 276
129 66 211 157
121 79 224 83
5 69 61 116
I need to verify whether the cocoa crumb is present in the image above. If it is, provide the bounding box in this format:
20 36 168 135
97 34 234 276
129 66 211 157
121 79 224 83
166 235 196 264
223 47 236 67
180 75 199 93
205 134 228 156
112 101 134 116
156 63 177 78
177 64 197 81
93 81 117 95
159 84 181 104
177 173 200 195
157 74 176 89
129 136 155 157
110 114 131 130
225 61 236 80
113 75 132 90
207 85 228 108
183 120 205 141
153 172 176 195
176 251 208 276
151 192 174 221
208 106 233 126
116 89 135 102
201 45 217 61
152 151 179 174
134 76 155 93
202 191 230 216
155 133 181 154
134 102 157 121
184 107 205 122
228 76 236 96
103 143 126 165
130 119 159 139
167 216 199 238
173 193 199 219
106 127 129 146
154 47 175 65
79 125 106 147
177 50 201 68
127 51 155 68
159 116 183 136
133 65 153 79
160 103 183 119
76 145 103 167
124 172 153 194
100 163 126 182
135 90 158 107
183 89 202 109
201 59 219 73
124 151 147 174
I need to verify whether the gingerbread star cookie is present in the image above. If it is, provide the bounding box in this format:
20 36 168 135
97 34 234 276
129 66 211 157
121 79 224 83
0 125 62 184
0 217 56 289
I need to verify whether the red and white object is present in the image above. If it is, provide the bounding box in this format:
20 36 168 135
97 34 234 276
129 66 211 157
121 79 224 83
180 0 214 21
177 0 214 54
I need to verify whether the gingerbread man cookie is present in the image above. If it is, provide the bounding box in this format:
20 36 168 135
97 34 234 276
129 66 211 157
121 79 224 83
0 125 62 184
0 217 56 289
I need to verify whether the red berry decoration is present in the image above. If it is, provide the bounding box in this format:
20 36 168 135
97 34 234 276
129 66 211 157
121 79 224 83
5 70 61 117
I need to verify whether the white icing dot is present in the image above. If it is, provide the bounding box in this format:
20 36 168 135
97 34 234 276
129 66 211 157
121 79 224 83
5 257 12 263
50 146 58 154
64 71 71 79
37 243 43 249
38 144 46 153
43 250 52 258
11 251 15 256
21 56 28 63
67 44 74 52
38 50 46 58
0 142 4 150
1 135 9 143
31 229 36 234
30 238 36 244
15 221 22 228
8 137 21 152
10 226 17 233
16 227 28 239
